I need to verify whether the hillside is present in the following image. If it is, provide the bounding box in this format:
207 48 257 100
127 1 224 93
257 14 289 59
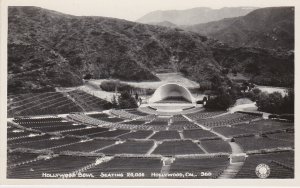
8 6 294 95
137 7 257 26
8 6 222 94
211 44 294 87
186 7 294 50
147 21 178 28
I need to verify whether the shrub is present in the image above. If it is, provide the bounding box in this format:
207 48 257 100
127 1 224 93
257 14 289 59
278 114 294 122
117 91 138 109
256 89 294 114
100 80 135 92
199 81 212 91
83 73 93 80
204 88 234 110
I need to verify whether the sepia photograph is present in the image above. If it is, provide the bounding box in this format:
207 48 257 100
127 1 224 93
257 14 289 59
1 0 297 184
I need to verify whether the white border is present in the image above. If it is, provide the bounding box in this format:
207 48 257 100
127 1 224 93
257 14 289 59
0 0 299 186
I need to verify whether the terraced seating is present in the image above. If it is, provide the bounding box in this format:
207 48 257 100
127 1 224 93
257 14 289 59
146 121 168 126
137 106 159 115
8 136 81 150
233 119 294 133
7 152 40 167
98 140 154 155
68 90 111 111
136 114 156 121
169 156 230 178
8 92 83 117
8 134 52 145
62 127 109 137
266 132 294 142
169 121 199 130
68 114 114 126
183 129 218 140
17 121 74 129
200 139 231 153
33 124 87 133
53 139 117 153
14 117 63 124
123 120 146 125
89 129 130 138
196 113 260 128
118 130 153 139
125 109 149 116
7 128 38 139
111 121 164 131
235 151 294 178
186 111 226 120
112 120 149 130
213 126 257 138
152 140 204 156
110 109 141 119
149 131 181 140
84 157 162 178
7 155 98 179
171 115 187 121
87 113 124 122
234 136 293 152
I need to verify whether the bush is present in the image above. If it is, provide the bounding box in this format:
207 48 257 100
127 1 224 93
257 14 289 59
117 91 138 109
278 114 294 122
256 89 294 114
204 88 234 110
268 114 279 119
83 73 93 80
232 68 238 76
100 80 155 95
100 80 134 92
199 81 212 91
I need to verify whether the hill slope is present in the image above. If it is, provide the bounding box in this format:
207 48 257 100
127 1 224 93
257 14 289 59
137 7 257 26
8 6 222 94
186 7 294 50
8 7 294 95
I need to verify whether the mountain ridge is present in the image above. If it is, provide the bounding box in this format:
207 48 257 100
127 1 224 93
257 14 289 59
185 7 294 50
137 7 258 26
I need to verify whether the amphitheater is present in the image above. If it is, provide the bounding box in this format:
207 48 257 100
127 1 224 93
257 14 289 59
7 83 294 179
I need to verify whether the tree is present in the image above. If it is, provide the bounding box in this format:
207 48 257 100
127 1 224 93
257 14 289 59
204 87 234 110
111 94 118 108
232 68 238 76
245 62 260 74
83 73 93 80
256 92 284 114
117 91 138 109
241 81 249 92
199 81 211 91
210 75 222 91
281 89 294 114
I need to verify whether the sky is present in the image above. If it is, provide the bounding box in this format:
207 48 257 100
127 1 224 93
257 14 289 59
5 0 295 21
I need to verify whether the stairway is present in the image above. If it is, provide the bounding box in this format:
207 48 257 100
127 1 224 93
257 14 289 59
159 158 174 179
218 162 244 179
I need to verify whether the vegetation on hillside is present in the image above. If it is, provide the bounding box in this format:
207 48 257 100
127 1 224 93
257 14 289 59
8 6 221 94
186 7 294 50
211 46 294 87
8 6 294 95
